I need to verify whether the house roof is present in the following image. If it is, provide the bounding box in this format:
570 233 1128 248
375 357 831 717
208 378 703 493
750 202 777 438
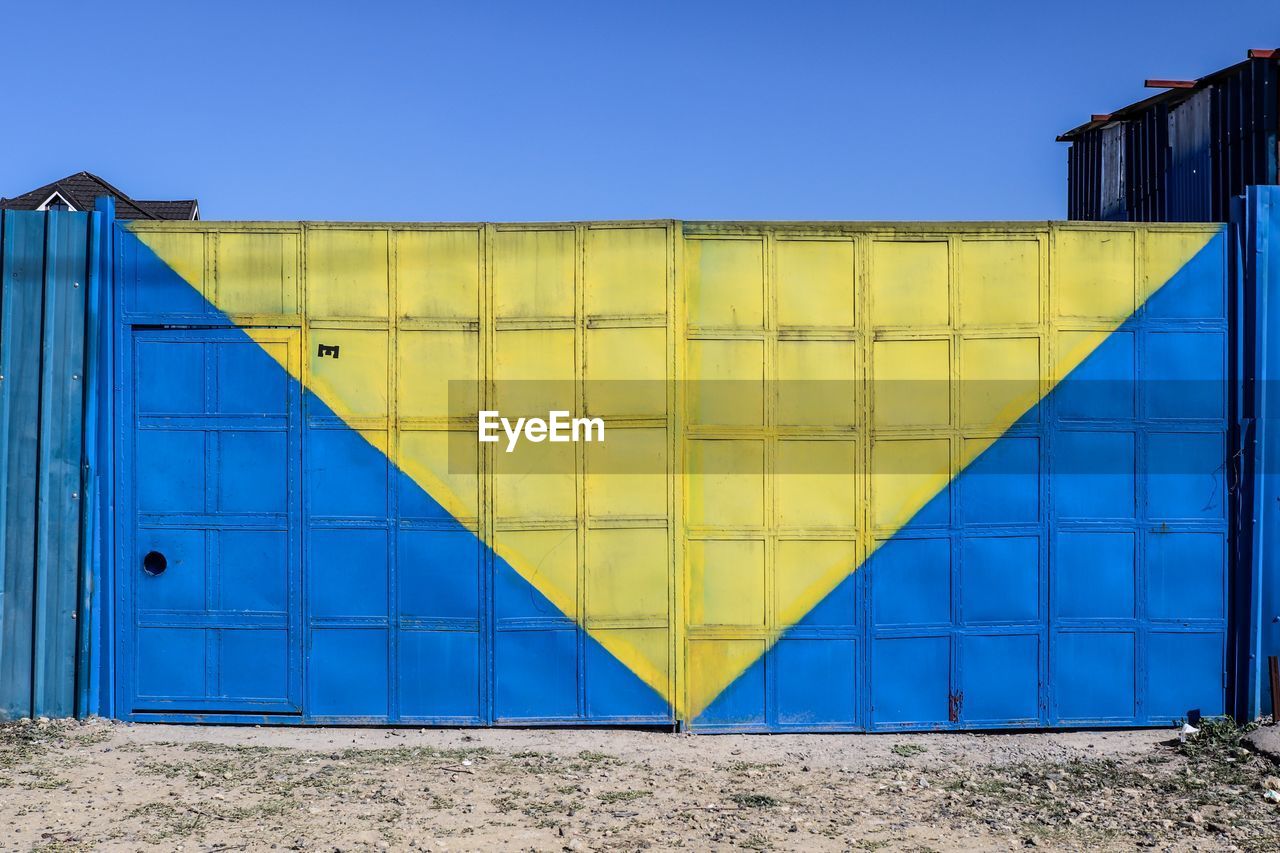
0 171 199 220
132 199 201 220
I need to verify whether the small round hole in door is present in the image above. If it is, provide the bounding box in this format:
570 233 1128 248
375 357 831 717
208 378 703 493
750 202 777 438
142 551 167 576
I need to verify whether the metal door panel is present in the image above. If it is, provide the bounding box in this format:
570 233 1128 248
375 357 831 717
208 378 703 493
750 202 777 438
125 328 301 714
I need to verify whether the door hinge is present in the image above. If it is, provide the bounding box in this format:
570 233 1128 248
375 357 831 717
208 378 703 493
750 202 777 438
948 690 963 723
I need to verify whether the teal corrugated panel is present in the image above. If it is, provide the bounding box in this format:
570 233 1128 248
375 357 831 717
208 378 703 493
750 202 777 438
76 207 108 718
0 212 48 719
34 211 89 718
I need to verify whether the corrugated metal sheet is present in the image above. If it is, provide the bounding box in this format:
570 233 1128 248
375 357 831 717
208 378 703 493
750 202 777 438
1063 54 1279 222
1100 124 1128 220
0 212 44 719
113 219 1230 730
1236 186 1280 719
1125 102 1169 221
1210 57 1280 221
1067 132 1093 220
0 211 96 719
1169 88 1212 221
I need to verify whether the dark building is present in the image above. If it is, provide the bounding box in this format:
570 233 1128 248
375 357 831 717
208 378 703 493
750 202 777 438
0 171 199 220
1059 49 1278 222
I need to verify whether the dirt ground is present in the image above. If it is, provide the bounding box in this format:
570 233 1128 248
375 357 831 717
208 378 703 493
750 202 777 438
2 718 1279 852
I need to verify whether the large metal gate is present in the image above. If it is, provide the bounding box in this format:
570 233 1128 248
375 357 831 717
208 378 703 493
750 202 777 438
112 218 1232 730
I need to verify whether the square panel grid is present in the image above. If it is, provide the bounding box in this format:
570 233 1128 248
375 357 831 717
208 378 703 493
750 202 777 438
128 329 301 713
487 223 677 723
134 222 681 725
297 224 487 723
869 233 1050 730
1047 225 1228 725
683 227 1056 731
683 229 865 730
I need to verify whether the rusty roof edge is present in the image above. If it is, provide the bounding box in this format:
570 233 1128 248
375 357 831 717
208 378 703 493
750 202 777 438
1057 87 1195 141
1057 49 1279 142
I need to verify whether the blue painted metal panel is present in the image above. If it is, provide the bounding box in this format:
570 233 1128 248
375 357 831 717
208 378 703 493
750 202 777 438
773 638 858 726
121 328 302 714
873 634 951 727
962 634 1040 723
0 210 99 720
34 212 89 718
1047 233 1229 726
302 392 489 725
76 197 112 718
1054 632 1137 721
0 212 44 719
1240 186 1280 718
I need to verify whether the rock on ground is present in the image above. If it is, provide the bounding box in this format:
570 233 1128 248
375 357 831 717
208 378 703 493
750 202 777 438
1245 723 1280 764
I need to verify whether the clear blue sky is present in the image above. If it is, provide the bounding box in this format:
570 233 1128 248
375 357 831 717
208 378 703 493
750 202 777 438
3 1 1278 221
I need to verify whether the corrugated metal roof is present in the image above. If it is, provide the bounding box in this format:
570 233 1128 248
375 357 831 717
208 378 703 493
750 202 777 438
1057 49 1280 141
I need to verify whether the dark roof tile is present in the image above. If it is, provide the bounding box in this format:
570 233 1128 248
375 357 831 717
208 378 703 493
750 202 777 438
135 200 199 219
0 171 199 219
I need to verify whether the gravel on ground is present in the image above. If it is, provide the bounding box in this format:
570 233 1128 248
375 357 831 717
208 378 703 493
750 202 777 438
2 717 1279 851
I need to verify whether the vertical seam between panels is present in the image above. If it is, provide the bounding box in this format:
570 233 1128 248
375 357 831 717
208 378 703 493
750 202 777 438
574 224 587 720
388 228 400 722
481 224 495 725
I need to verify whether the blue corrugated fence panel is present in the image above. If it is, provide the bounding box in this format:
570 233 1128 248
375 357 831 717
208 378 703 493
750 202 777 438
0 212 48 720
1247 186 1280 718
94 198 117 720
76 203 109 718
0 209 102 721
33 211 89 718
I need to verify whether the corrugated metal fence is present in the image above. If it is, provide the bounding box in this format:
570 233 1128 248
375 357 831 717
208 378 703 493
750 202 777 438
0 209 105 720
5 196 1280 727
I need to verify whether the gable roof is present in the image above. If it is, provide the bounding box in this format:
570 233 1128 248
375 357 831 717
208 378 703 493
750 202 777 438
0 171 199 220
